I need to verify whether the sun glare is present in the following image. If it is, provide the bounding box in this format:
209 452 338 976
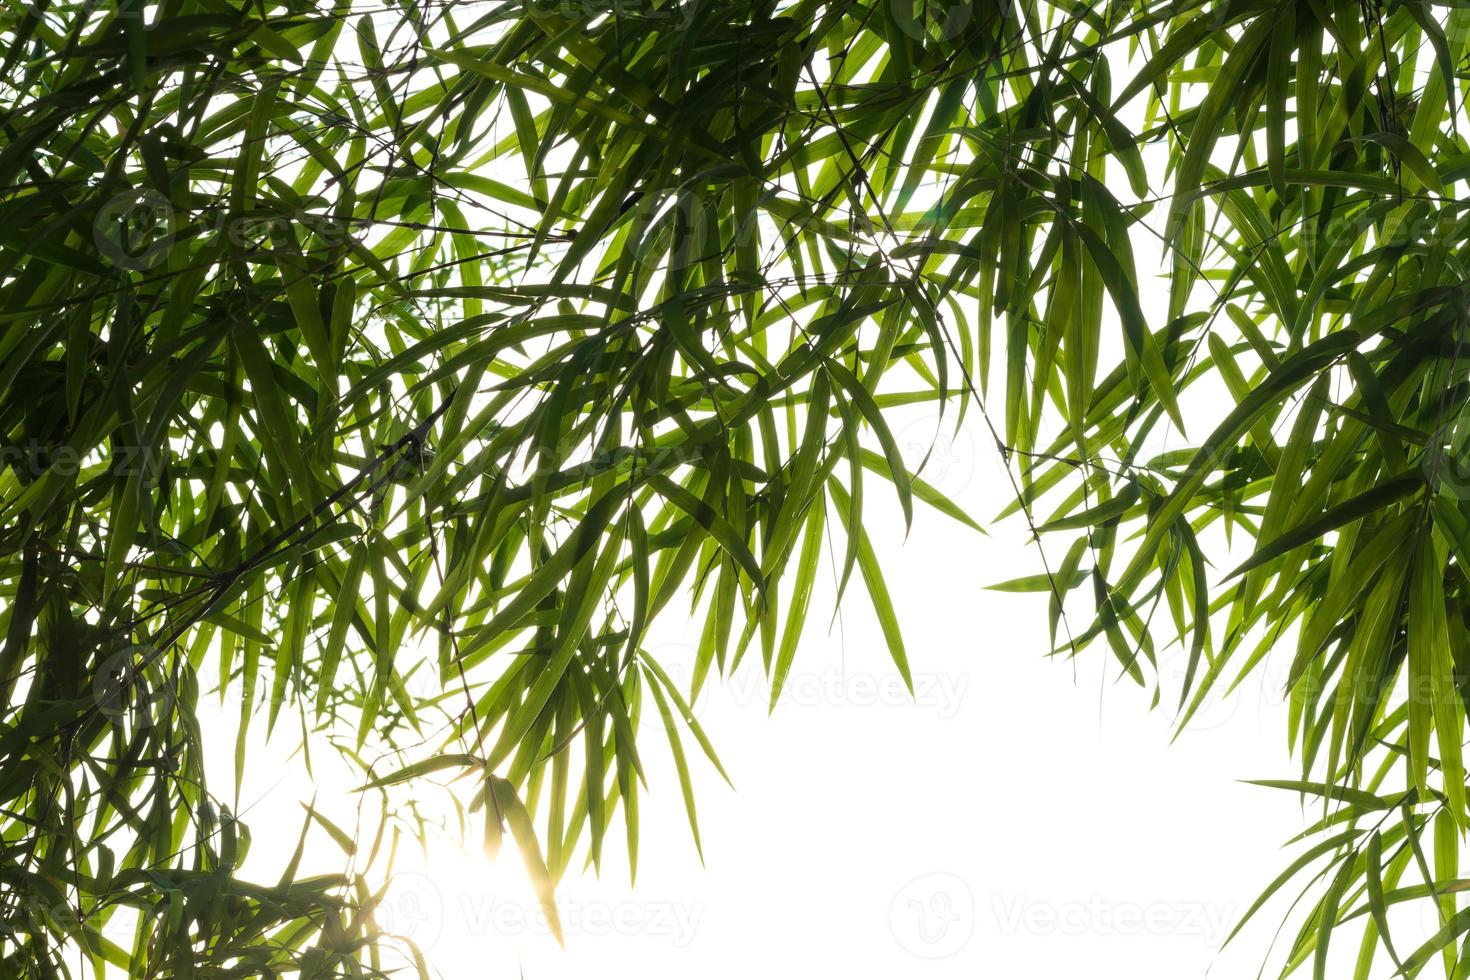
378 838 549 973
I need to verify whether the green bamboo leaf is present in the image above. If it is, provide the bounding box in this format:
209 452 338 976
771 496 825 710
825 356 913 529
828 479 912 694
489 776 565 945
356 754 481 791
457 489 622 661
1364 831 1405 972
1223 830 1364 946
1225 473 1423 580
986 568 1090 594
644 472 765 598
645 673 703 861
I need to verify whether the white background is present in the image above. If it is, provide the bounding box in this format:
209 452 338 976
205 400 1340 980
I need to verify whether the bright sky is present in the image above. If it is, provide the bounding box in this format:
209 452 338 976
105 12 1459 977
180 391 1365 980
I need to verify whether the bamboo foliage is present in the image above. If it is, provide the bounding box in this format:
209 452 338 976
2 0 1470 974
